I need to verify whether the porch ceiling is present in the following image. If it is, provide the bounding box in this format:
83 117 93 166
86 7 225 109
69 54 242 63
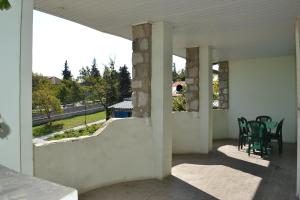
34 0 300 61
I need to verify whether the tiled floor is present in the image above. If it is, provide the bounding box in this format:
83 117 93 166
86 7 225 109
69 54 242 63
80 140 297 200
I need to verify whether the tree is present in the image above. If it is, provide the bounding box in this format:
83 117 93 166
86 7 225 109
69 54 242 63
103 58 120 105
90 58 101 78
69 81 84 103
0 0 11 10
62 60 72 80
33 84 62 125
32 73 51 92
172 63 179 82
178 68 186 81
57 83 71 105
78 66 92 85
118 65 131 100
90 78 110 120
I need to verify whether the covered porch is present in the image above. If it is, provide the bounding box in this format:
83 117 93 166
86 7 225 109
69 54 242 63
0 0 300 199
80 140 297 200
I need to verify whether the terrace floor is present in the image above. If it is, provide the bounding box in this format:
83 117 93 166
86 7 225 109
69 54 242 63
80 139 297 200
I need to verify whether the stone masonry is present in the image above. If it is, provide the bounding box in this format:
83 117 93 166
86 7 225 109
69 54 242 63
185 47 199 112
131 23 152 117
218 61 229 109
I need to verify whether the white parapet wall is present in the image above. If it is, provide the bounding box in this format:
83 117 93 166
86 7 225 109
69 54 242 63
172 110 229 154
212 109 229 139
171 112 209 153
34 118 156 194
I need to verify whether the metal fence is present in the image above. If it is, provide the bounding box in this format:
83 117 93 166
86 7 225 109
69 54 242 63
33 104 104 126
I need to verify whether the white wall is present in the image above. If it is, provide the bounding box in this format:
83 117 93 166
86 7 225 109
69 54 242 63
295 17 300 198
34 118 156 194
0 0 33 174
172 112 210 153
228 56 297 142
213 110 228 139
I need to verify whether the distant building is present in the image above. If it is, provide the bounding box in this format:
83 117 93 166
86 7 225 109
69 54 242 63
109 99 133 118
48 76 61 84
172 81 186 97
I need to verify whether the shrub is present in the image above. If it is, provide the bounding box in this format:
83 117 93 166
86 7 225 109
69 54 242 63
172 96 186 111
48 124 102 141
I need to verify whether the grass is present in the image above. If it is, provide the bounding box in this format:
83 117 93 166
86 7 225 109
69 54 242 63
33 111 106 138
47 124 103 141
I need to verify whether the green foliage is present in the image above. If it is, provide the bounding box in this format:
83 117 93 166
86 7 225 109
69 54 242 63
57 83 71 105
47 124 103 141
32 73 51 92
172 96 186 111
91 58 101 78
213 79 219 101
33 111 106 137
0 0 11 10
62 60 72 80
118 65 131 100
172 63 185 82
69 80 84 103
78 66 91 85
32 84 63 125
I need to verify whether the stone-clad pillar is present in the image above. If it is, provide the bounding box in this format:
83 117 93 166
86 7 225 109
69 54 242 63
185 47 200 112
131 23 152 117
218 61 229 109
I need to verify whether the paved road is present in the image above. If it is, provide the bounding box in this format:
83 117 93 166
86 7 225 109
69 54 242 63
32 119 106 144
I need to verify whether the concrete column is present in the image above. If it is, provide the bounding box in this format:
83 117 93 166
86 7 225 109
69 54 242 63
218 61 229 109
186 47 199 112
295 17 300 198
132 23 152 117
199 46 213 151
151 21 173 178
0 0 33 175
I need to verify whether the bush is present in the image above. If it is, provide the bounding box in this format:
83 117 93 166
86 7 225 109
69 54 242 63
47 124 102 141
172 96 186 111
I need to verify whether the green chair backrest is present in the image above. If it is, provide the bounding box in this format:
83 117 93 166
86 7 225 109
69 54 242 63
248 120 267 140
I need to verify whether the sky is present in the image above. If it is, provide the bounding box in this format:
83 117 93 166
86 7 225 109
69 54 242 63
32 10 186 79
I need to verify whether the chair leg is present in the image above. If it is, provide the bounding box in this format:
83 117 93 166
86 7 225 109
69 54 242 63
260 141 263 158
248 141 251 156
279 137 283 154
238 135 241 150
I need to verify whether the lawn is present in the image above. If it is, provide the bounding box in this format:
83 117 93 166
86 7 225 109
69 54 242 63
33 111 106 137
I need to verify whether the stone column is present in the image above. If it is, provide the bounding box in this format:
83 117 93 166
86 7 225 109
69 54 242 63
199 46 213 151
185 47 200 112
131 23 152 117
218 61 229 109
151 21 173 179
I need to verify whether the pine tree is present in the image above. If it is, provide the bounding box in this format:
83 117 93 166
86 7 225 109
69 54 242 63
172 63 179 82
119 65 131 100
90 58 100 78
62 60 72 80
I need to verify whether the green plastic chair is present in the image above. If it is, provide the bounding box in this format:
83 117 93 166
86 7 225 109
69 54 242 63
256 115 272 123
237 117 249 150
269 119 284 154
247 120 268 158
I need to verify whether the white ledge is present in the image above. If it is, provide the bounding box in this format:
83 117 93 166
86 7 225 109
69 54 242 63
0 165 78 200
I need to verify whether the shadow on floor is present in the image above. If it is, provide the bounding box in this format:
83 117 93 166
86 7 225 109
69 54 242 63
80 139 297 200
80 175 218 200
173 139 297 200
